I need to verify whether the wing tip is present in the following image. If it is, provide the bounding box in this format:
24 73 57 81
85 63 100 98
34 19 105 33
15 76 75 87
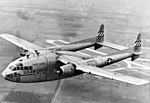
135 80 150 85
77 65 150 86
0 33 6 37
0 33 13 38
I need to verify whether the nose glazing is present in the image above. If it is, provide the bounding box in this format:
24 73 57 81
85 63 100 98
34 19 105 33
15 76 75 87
1 70 14 81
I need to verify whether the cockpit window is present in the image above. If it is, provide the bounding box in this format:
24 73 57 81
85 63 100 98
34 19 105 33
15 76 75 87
10 65 33 71
16 63 23 66
24 67 28 70
12 67 16 71
17 67 20 70
9 66 15 70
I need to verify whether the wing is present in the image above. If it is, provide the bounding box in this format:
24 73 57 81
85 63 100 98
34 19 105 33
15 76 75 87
0 34 43 52
75 64 149 85
58 55 149 85
58 55 83 64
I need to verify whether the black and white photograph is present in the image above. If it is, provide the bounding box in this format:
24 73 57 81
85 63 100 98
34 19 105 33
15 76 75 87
0 0 150 103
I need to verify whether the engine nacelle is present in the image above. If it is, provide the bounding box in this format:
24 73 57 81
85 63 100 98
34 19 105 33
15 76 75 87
20 52 26 57
59 63 76 77
20 50 29 57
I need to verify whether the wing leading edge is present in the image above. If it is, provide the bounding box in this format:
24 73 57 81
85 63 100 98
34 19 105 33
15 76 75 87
58 55 149 85
0 34 43 52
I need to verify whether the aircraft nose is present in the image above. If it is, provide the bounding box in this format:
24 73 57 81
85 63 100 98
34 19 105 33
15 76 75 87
1 70 14 81
2 71 6 78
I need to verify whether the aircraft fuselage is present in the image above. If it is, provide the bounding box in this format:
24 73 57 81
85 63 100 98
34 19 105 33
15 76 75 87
3 53 83 83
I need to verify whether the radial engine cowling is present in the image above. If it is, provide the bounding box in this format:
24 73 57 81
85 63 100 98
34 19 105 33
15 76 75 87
59 63 76 76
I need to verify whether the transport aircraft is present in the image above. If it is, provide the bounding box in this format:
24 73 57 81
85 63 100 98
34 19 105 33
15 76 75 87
1 24 149 85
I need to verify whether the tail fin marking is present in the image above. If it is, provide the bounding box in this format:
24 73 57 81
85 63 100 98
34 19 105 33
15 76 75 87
96 24 104 42
133 33 141 53
132 33 142 61
94 24 104 50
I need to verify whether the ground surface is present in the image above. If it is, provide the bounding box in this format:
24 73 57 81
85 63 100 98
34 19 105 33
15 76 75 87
0 0 150 103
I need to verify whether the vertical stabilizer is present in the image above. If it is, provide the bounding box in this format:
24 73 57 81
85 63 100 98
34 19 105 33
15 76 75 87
69 24 105 50
96 24 104 42
133 33 141 53
132 33 142 61
94 24 104 50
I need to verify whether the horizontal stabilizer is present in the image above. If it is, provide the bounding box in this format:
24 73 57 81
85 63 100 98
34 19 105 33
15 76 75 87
98 42 127 50
76 64 149 85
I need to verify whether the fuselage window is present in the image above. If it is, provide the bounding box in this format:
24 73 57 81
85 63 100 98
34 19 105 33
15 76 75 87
21 66 34 74
20 67 23 70
24 67 28 70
